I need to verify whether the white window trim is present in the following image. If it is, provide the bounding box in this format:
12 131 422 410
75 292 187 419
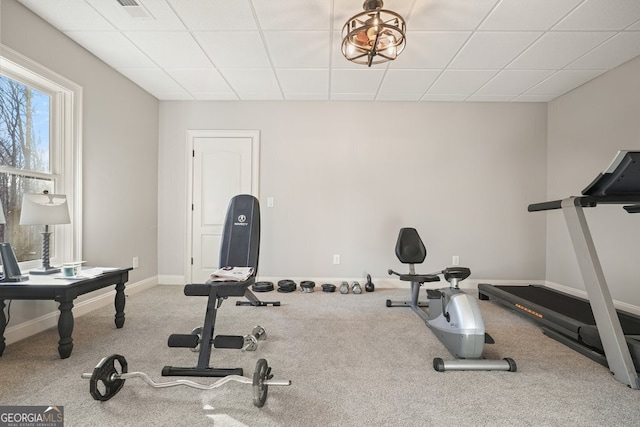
0 44 82 266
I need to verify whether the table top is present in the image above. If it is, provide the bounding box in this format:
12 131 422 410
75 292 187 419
0 267 132 299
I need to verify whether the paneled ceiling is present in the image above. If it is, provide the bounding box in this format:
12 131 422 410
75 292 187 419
16 0 640 102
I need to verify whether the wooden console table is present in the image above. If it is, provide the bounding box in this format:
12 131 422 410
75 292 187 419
0 267 132 359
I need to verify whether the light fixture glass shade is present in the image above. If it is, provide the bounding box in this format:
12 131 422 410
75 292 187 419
0 199 5 224
342 0 406 67
20 193 71 225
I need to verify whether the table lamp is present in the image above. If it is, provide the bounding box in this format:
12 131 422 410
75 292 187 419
19 191 71 274
0 199 28 282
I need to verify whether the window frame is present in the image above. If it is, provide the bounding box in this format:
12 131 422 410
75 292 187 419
0 44 82 268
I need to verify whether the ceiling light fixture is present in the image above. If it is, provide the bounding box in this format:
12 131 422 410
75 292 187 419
341 0 407 67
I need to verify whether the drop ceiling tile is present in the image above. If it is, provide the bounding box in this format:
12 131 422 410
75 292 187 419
391 31 471 68
263 31 330 68
239 92 284 100
420 94 468 101
409 0 499 31
124 32 213 68
507 31 615 70
65 31 156 68
428 70 498 94
167 0 257 30
331 93 375 101
566 31 640 69
378 69 441 94
376 93 423 101
285 93 329 100
476 70 555 95
449 31 542 69
331 69 386 94
525 69 605 95
466 94 517 102
194 31 271 69
86 0 185 31
165 69 234 94
192 93 239 100
16 0 640 102
553 0 640 31
480 0 583 31
18 0 114 31
276 69 329 93
116 67 189 96
219 69 281 94
157 93 196 100
513 94 557 102
252 0 331 30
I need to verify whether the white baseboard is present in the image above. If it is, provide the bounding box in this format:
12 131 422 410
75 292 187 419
117 275 640 317
4 275 158 346
157 275 545 291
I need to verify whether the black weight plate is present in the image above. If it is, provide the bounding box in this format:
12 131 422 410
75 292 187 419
277 280 296 292
253 359 269 408
321 284 336 293
300 280 315 288
253 281 274 292
90 354 128 401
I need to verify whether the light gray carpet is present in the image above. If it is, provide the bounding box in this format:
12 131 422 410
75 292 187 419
1 284 639 427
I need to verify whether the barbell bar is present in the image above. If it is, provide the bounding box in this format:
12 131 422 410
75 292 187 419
81 354 291 407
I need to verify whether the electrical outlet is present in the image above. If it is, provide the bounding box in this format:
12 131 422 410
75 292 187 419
333 254 340 265
452 255 459 266
133 256 139 269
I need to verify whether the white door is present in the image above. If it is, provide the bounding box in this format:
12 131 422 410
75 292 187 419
187 130 259 283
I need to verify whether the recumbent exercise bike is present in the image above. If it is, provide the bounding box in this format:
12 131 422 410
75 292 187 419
387 227 516 372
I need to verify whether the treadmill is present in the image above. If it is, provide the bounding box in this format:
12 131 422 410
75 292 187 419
478 150 640 389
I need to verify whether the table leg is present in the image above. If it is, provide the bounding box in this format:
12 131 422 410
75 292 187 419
115 282 126 328
57 300 74 359
0 300 6 356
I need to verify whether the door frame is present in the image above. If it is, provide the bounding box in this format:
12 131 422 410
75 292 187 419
184 129 260 284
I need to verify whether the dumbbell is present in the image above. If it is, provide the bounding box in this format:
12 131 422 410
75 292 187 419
242 325 267 352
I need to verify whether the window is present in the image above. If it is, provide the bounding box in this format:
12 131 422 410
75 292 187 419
0 45 82 269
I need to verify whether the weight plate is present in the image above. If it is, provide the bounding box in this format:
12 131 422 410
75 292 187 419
253 281 274 292
89 354 128 401
277 280 297 292
253 359 269 408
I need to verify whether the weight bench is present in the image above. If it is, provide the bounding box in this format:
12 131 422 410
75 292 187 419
162 194 276 378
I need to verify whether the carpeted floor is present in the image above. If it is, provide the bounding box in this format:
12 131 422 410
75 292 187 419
1 284 639 426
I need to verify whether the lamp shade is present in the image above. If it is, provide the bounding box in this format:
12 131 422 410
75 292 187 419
19 193 71 225
0 199 5 224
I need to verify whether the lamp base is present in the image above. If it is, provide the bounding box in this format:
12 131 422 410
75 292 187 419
29 266 61 275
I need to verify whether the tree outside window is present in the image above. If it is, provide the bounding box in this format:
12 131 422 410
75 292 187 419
0 74 54 262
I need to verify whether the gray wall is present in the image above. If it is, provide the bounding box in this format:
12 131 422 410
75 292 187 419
547 55 640 308
1 0 159 324
159 101 548 283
